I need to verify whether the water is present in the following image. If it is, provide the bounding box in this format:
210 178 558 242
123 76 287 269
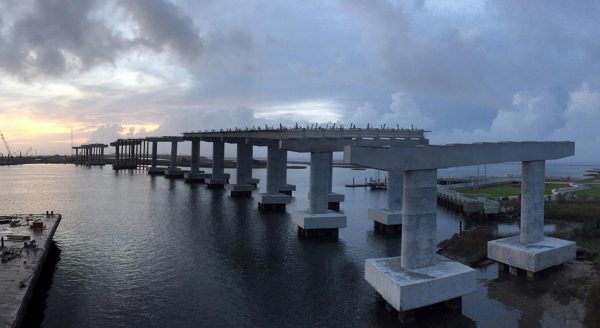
0 164 590 327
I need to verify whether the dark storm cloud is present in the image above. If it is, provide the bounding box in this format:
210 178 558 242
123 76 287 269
0 0 132 78
0 0 205 79
118 0 203 63
341 0 600 136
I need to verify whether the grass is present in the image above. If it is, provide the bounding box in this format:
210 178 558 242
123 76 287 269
575 184 600 197
545 200 600 222
462 182 565 198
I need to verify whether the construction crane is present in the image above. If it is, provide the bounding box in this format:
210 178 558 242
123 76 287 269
24 147 33 157
0 130 12 157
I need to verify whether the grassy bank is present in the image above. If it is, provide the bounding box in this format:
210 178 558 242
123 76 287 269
575 184 600 198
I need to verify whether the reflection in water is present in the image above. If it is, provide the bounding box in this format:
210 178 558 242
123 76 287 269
0 164 571 327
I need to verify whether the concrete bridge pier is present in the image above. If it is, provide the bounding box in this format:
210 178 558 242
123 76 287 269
128 141 135 168
276 150 296 196
292 151 346 238
365 169 476 317
206 141 229 189
148 141 164 175
347 141 575 317
326 152 344 211
258 146 291 211
369 169 403 233
114 144 120 168
164 140 184 178
227 143 256 197
184 139 207 182
73 148 79 165
488 160 576 279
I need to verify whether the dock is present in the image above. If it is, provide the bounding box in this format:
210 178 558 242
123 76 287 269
0 213 61 328
437 187 499 217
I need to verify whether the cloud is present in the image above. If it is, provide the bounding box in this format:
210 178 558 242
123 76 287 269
0 0 206 79
382 91 435 129
487 91 561 139
0 0 599 162
345 91 434 129
0 0 133 79
118 0 203 63
551 83 600 163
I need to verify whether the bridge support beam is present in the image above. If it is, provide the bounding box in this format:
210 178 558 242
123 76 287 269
292 151 346 238
258 146 291 211
488 160 575 278
165 140 184 178
227 143 256 197
369 169 403 234
184 139 207 182
365 168 476 314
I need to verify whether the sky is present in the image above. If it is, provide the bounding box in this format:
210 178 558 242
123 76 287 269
0 0 598 162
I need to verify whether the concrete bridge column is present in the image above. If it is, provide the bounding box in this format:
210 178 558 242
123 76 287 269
258 146 291 210
148 141 162 174
100 147 105 164
86 147 91 166
165 141 184 178
310 152 330 214
292 151 346 238
129 142 135 168
184 139 208 182
227 143 254 197
365 168 476 315
369 169 403 233
326 152 344 211
520 160 545 244
488 159 575 279
113 144 119 169
236 143 252 184
401 169 437 269
206 141 227 188
277 150 296 196
191 140 200 174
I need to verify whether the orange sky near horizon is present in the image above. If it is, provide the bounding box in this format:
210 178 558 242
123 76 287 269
0 113 160 155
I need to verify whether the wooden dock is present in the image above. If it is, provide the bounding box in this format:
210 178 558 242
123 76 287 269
437 188 499 217
0 213 61 328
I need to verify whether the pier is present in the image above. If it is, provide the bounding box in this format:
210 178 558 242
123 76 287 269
345 141 576 318
72 144 108 166
64 127 581 322
0 213 61 327
181 127 428 235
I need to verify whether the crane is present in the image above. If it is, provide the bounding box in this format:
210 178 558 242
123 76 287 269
0 130 12 157
24 147 33 157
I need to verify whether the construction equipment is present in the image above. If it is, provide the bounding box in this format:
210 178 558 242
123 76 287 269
24 147 32 157
0 130 12 157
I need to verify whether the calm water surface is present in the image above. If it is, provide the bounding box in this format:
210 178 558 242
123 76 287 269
0 164 589 327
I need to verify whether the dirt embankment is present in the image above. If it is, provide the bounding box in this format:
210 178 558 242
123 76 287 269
438 221 600 327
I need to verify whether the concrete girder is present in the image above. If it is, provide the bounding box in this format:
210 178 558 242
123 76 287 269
281 138 427 153
344 141 575 171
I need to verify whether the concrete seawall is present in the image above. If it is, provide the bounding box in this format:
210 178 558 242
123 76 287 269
0 213 61 328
